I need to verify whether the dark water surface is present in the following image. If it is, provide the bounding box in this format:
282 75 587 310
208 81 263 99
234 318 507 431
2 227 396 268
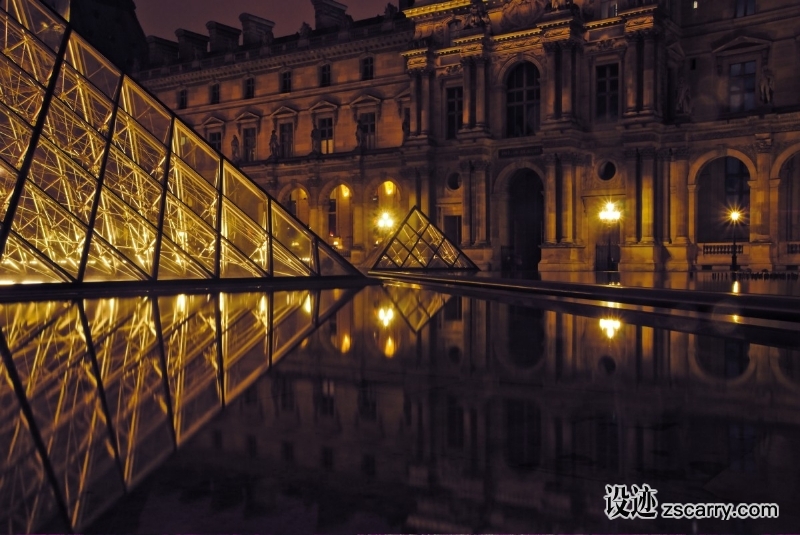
2 284 799 533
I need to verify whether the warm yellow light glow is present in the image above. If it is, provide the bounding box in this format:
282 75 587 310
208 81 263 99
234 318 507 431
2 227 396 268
341 186 350 198
384 181 395 195
176 293 187 314
378 307 394 327
599 202 621 222
341 334 351 354
377 212 394 230
730 210 741 223
303 295 313 314
732 314 741 323
599 318 621 339
384 336 396 358
732 281 740 294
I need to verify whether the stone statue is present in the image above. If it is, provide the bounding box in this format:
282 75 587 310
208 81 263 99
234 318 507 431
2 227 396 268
464 0 490 29
550 0 561 10
401 113 411 143
231 135 240 161
675 76 692 115
760 68 774 104
355 118 365 150
299 22 311 39
311 124 321 154
269 129 279 158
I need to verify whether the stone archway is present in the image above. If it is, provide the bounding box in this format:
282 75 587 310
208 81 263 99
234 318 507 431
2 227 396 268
504 168 544 271
695 156 751 244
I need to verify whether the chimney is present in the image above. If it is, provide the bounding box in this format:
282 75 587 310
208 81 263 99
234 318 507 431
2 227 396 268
311 0 349 30
239 13 275 47
175 29 209 61
206 21 241 54
146 36 179 66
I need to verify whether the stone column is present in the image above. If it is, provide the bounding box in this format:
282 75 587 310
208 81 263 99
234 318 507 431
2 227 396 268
409 72 420 135
544 43 558 121
561 43 574 119
642 33 656 113
624 35 639 114
624 149 639 243
545 154 558 244
658 149 671 243
461 59 473 129
460 160 473 247
672 148 690 244
474 160 490 245
475 58 487 129
420 69 432 135
351 184 365 250
687 184 697 244
640 148 655 243
754 140 773 241
560 154 575 244
769 177 781 245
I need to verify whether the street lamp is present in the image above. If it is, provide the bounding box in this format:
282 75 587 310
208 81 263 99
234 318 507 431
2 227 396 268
599 202 621 271
729 209 741 272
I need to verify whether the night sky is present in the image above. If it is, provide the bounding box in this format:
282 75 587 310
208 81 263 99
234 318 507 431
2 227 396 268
134 0 391 41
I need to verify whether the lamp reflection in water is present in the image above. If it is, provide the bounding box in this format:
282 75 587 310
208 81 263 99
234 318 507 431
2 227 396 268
378 307 394 327
599 318 622 339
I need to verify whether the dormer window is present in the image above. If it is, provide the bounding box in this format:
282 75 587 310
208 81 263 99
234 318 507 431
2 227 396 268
210 83 220 105
361 57 374 81
244 77 255 99
320 64 331 87
735 0 755 17
280 71 292 93
178 89 187 110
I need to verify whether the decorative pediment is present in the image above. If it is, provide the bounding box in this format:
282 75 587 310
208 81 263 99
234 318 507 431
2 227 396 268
713 36 771 56
309 99 340 124
235 111 262 135
200 115 226 136
270 105 299 130
350 93 383 121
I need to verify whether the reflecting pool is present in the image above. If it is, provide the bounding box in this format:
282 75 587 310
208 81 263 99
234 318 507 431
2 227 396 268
2 284 799 533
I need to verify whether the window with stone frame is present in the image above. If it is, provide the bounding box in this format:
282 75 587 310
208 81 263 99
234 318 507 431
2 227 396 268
320 64 332 87
359 112 376 150
506 62 541 137
242 127 257 163
318 116 334 154
595 63 620 121
177 88 187 109
734 0 756 17
278 122 293 158
445 86 464 139
207 131 222 153
361 56 374 81
599 0 618 18
210 82 220 104
280 70 292 93
244 77 255 99
728 60 756 112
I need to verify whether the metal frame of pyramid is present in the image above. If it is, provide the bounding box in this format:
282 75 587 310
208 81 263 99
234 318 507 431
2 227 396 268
0 0 360 286
369 206 479 271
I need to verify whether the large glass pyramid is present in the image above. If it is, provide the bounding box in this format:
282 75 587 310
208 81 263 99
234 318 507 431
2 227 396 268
0 0 358 285
370 207 478 271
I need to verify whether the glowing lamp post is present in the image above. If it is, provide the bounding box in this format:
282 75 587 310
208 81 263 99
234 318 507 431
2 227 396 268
599 318 621 339
729 210 741 272
377 212 395 233
599 202 621 271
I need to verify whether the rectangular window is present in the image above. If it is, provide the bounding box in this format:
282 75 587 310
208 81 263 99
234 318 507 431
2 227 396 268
446 86 464 139
278 122 293 158
358 381 377 421
210 83 220 104
280 71 292 93
178 89 187 109
242 127 256 162
319 117 334 154
320 64 331 87
443 215 462 244
208 131 222 153
361 57 374 81
319 379 335 416
734 0 755 17
596 64 620 120
328 198 337 237
600 0 618 18
244 77 255 99
729 60 756 112
359 112 376 150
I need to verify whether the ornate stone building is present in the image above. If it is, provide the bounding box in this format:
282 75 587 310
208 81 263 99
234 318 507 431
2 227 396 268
135 0 800 272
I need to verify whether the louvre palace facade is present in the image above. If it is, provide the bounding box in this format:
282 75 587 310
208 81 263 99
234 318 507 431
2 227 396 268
135 0 800 272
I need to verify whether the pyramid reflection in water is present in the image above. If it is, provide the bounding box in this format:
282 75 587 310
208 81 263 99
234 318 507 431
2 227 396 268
0 0 357 284
0 288 356 533
369 207 478 271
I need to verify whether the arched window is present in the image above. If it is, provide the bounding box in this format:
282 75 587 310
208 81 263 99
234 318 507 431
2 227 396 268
506 63 541 138
696 157 750 243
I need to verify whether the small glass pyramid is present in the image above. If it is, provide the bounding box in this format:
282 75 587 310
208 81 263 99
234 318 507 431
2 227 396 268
0 0 358 285
370 207 478 271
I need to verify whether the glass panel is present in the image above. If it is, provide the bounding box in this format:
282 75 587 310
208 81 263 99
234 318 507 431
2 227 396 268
220 293 269 397
28 137 98 224
272 240 312 277
0 159 19 219
54 62 114 135
222 162 267 225
12 182 87 279
172 122 219 187
168 156 218 227
428 256 448 269
220 239 264 278
317 246 354 276
271 201 313 269
437 239 460 265
119 78 171 144
398 224 420 246
411 241 436 265
452 254 474 269
64 34 120 99
7 0 66 52
102 146 162 225
272 291 315 360
0 10 57 85
0 300 70 353
92 186 157 275
221 199 269 271
406 210 426 233
163 194 216 272
377 255 396 269
42 98 106 176
0 102 33 169
0 53 45 125
0 231 67 283
387 240 410 266
83 235 146 282
156 234 211 281
113 110 167 182
421 224 444 248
